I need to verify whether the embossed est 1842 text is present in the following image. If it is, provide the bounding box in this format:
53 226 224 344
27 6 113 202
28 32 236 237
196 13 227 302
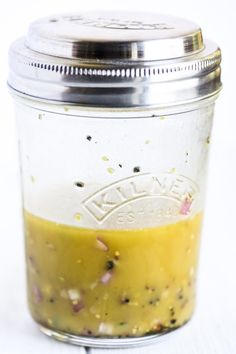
82 173 198 223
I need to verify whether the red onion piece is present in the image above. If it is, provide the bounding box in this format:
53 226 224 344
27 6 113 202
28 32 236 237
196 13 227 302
100 271 113 284
72 301 84 314
32 284 43 303
180 198 192 215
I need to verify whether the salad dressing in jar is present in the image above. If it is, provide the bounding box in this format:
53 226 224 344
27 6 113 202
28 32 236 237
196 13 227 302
8 11 222 348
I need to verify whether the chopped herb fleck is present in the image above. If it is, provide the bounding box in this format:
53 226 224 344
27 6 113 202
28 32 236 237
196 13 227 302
133 166 141 173
119 322 127 326
74 213 82 222
206 136 210 144
107 167 115 174
102 156 109 161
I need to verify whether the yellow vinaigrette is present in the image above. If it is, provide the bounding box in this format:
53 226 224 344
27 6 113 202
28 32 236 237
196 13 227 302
25 211 202 337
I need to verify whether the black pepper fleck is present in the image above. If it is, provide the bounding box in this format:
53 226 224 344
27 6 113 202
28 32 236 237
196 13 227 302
133 166 141 173
106 260 115 271
169 307 175 316
49 298 55 303
149 297 160 305
118 164 123 168
177 288 184 300
145 285 155 291
75 181 85 188
121 297 130 304
86 135 92 141
170 319 177 325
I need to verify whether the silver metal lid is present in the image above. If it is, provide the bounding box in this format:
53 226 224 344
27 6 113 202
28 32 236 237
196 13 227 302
8 11 222 108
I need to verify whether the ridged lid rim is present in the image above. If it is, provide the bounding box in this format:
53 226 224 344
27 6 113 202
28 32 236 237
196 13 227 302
8 12 222 108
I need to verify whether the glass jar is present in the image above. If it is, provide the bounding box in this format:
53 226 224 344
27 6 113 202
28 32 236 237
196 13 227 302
8 11 222 348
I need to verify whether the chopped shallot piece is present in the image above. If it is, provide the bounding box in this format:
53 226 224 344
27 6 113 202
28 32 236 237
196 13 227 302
72 301 84 313
32 284 42 303
98 322 113 335
180 197 193 215
100 271 113 284
96 237 109 251
67 289 81 301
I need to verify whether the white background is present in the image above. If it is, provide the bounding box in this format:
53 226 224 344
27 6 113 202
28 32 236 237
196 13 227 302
0 1 235 353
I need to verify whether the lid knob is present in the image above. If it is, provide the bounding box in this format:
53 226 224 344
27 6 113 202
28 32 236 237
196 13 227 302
26 11 204 61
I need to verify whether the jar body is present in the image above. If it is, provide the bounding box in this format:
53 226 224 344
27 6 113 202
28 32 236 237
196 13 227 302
16 98 214 347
